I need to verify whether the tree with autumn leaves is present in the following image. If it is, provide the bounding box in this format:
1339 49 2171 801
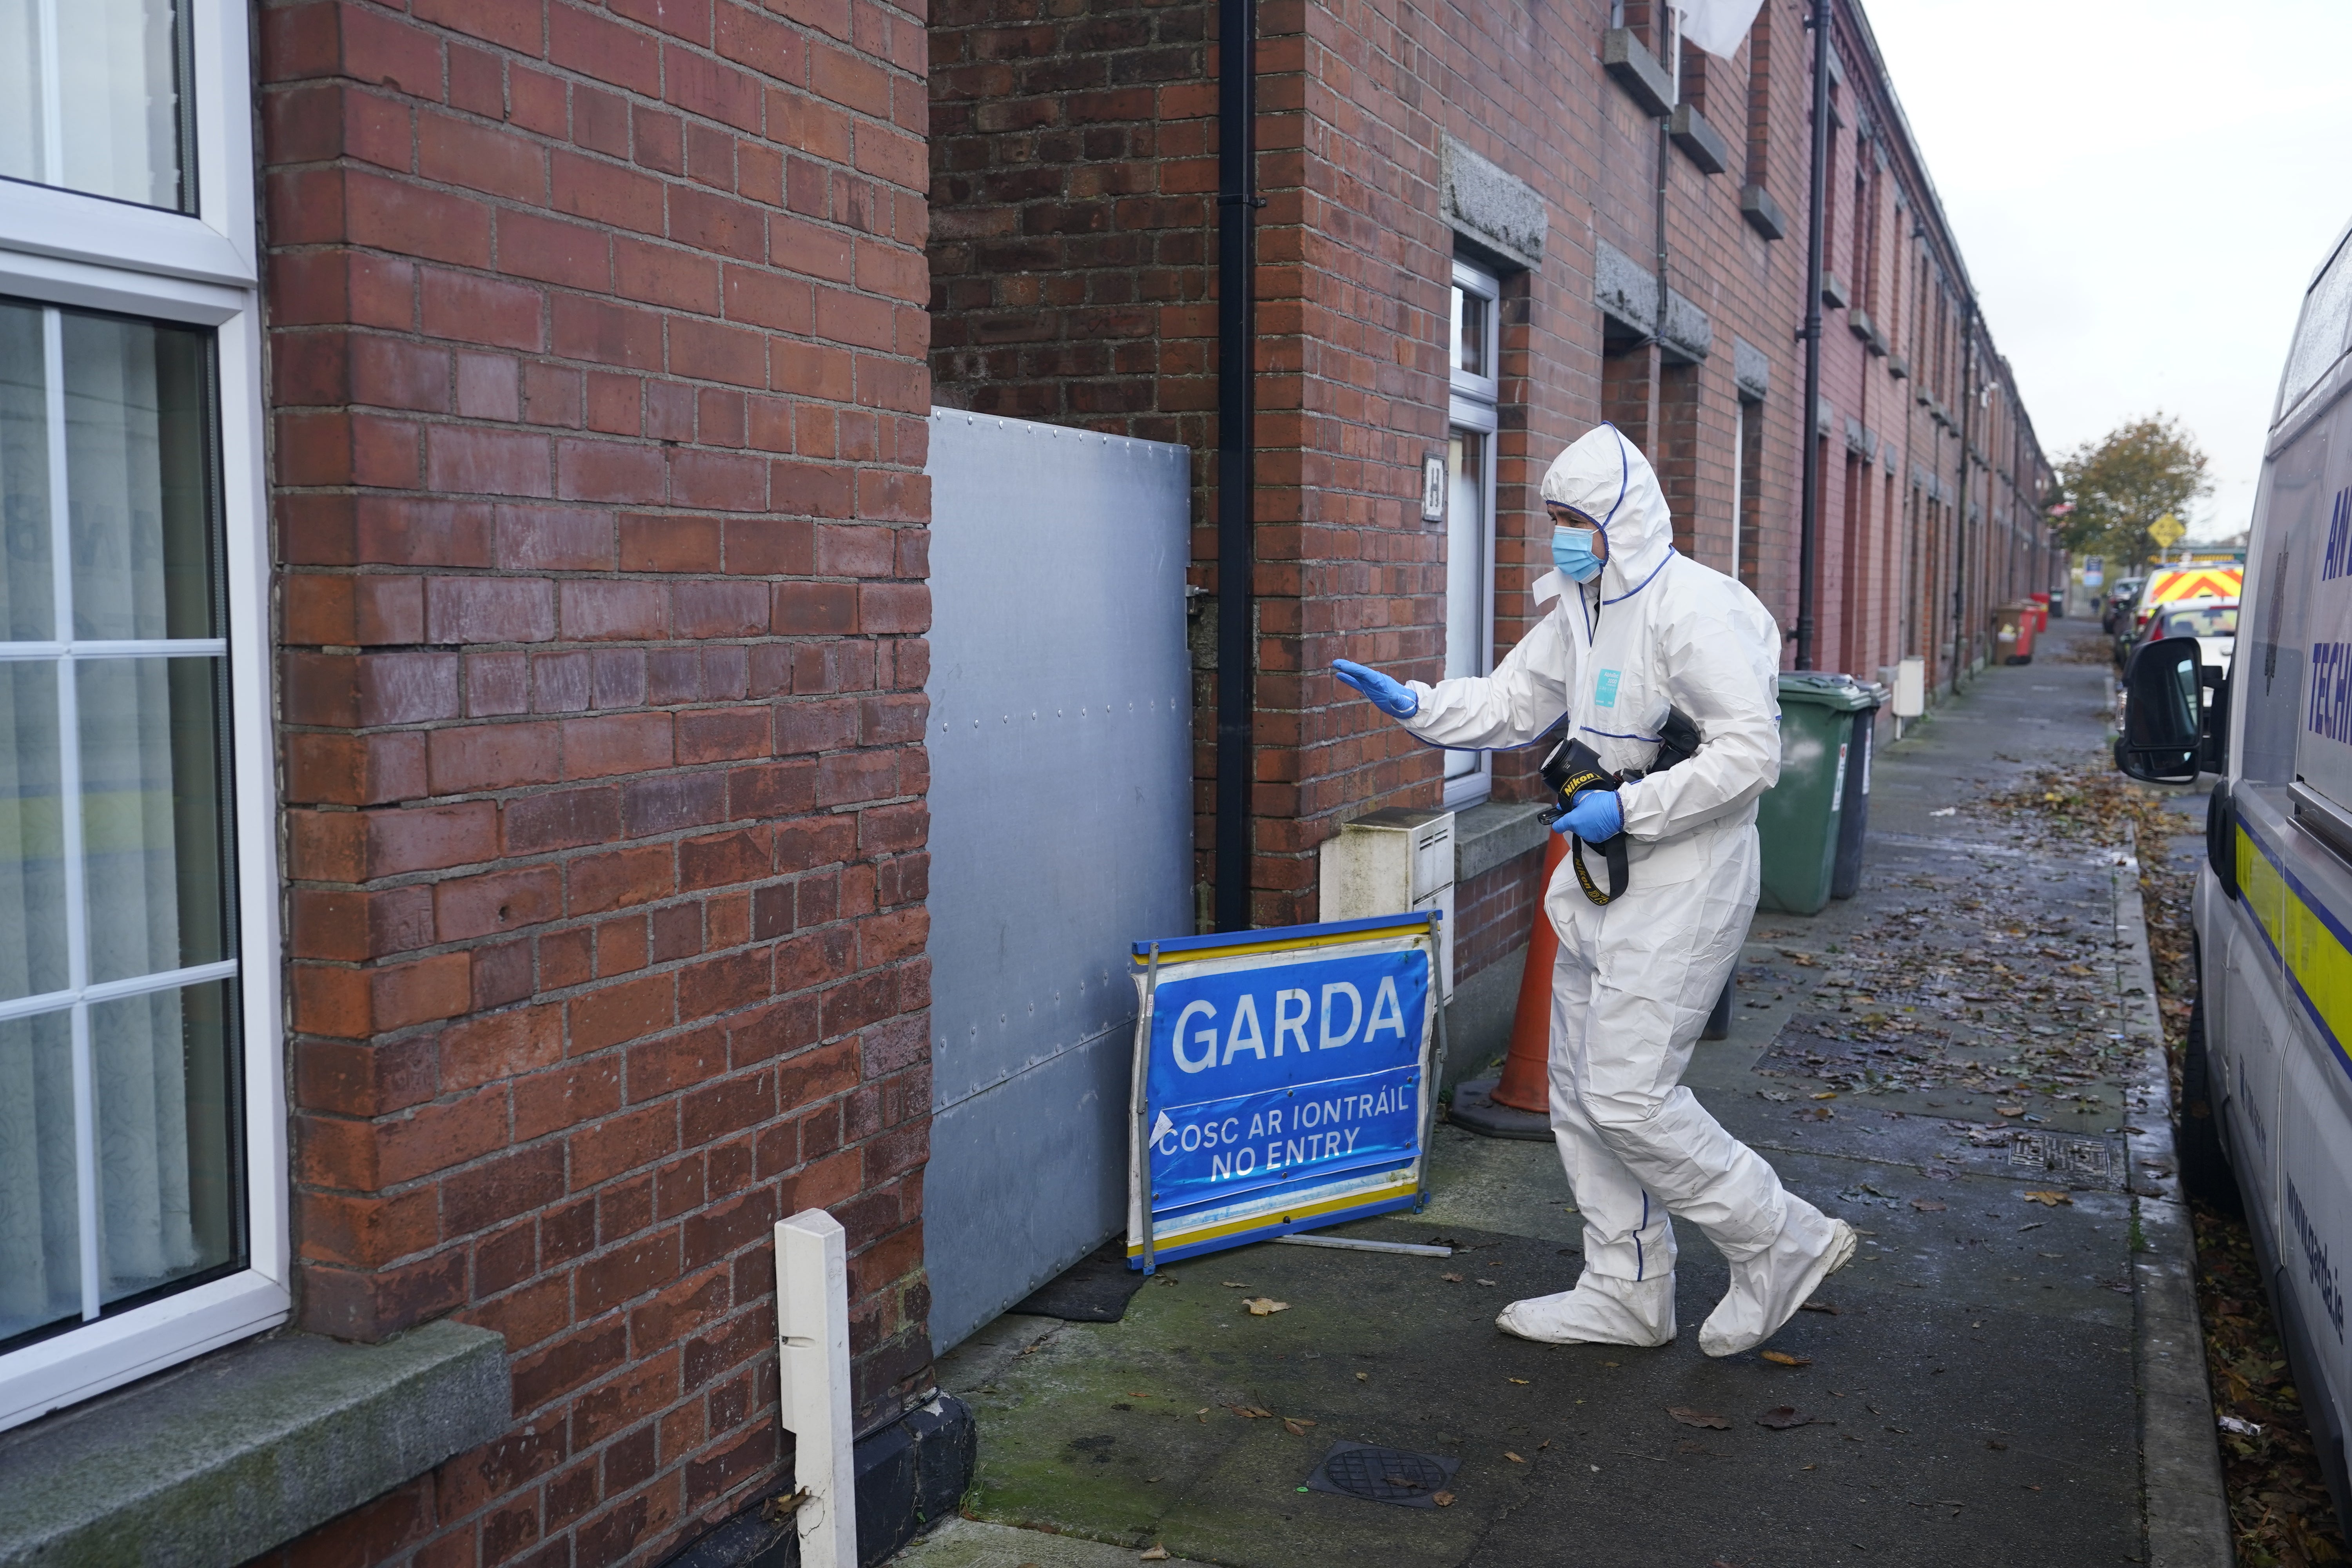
2051 415 2214 569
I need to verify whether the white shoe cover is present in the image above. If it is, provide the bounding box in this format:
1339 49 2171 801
1699 1217 1857 1357
1495 1273 1676 1347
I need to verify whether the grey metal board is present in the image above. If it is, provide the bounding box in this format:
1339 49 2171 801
922 411 1192 1351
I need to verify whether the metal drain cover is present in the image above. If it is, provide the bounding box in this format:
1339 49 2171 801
1303 1441 1462 1508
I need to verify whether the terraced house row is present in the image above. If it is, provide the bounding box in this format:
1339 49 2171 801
0 0 2046 1564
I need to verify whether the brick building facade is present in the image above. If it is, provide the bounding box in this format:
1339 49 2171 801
0 0 2048 1563
930 0 2051 1007
0 0 941 1561
256 0 938 1559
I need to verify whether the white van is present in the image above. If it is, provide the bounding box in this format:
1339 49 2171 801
2117 218 2352 1521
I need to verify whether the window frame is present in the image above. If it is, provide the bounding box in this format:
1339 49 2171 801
0 0 284 1435
1445 258 1503 811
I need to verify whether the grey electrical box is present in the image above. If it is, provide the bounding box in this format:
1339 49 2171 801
1318 808 1455 1000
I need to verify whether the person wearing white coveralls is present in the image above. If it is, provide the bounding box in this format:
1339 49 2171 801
1332 424 1855 1355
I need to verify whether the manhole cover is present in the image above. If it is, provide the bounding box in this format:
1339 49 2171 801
2007 1131 2120 1185
1304 1441 1461 1508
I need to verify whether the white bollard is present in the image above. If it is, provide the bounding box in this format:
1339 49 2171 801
775 1209 858 1568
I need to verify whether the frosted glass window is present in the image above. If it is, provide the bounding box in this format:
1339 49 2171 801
0 0 192 212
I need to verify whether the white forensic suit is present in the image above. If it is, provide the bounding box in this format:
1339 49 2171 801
1396 425 1853 1354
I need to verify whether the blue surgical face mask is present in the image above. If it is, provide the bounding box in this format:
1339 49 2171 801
1553 525 1603 584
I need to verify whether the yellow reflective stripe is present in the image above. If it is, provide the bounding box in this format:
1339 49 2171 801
1123 1172 1420 1257
2287 893 2352 1069
2241 822 2287 954
1131 922 1432 967
2238 818 2352 1075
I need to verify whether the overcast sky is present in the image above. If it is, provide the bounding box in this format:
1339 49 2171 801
1865 0 2352 543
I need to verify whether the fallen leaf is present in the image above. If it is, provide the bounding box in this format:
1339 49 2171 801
1800 1299 1840 1315
1986 1439 2008 1450
1757 1406 1816 1429
1669 1406 1731 1430
1504 1451 1526 1463
1910 1198 1947 1213
2022 1191 2073 1207
1242 1298 1289 1316
1283 1419 1308 1435
1995 1104 2027 1117
1355 1372 1369 1382
1476 1278 1498 1287
1227 1404 1275 1419
1141 1548 1170 1561
1811 1091 1839 1102
1220 1282 1249 1288
1507 1377 1530 1385
1432 1490 1456 1507
1760 1350 1813 1367
1538 1439 1552 1450
1442 1272 1465 1283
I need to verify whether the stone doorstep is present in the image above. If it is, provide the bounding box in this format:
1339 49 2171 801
0 1318 506 1568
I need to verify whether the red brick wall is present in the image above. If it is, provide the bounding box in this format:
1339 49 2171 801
1454 848 1544 989
255 0 931 1560
927 0 2045 949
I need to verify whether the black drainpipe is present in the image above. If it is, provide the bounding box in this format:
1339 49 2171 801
1213 0 1259 933
1794 0 1831 671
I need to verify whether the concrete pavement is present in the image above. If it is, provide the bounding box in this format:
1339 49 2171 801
894 621 2229 1568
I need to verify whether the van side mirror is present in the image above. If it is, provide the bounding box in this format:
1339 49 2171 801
2115 635 2206 784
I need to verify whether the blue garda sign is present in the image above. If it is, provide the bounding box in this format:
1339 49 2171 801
1125 913 1442 1269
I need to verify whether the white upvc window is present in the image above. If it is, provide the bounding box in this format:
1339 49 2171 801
1445 258 1501 809
0 0 284 1433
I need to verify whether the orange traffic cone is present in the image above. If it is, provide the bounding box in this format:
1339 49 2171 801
1448 832 1564 1139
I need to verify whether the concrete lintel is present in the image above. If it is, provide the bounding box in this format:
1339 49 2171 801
1593 239 1657 338
1601 28 1674 117
1660 289 1711 365
1440 135 1546 270
1667 103 1729 175
1733 336 1769 401
1740 183 1788 241
0 1321 508 1568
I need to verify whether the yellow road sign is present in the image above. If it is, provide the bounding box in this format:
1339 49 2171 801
2148 513 2186 547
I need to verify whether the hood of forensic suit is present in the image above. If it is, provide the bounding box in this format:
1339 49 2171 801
1539 424 1674 603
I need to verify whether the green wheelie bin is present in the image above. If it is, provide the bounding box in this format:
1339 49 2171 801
1757 673 1875 915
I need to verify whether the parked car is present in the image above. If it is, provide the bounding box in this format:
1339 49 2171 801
2134 597 2238 678
2114 215 2352 1530
2102 577 2145 635
2115 562 2247 665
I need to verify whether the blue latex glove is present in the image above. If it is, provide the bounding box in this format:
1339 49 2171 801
1332 659 1419 718
1554 788 1623 842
